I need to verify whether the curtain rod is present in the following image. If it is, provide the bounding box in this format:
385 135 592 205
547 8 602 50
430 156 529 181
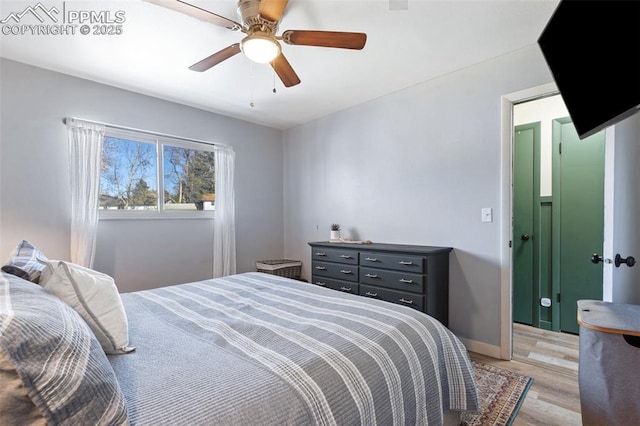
62 117 231 150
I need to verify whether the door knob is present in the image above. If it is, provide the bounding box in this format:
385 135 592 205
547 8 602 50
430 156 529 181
521 233 530 241
615 254 636 268
591 253 604 264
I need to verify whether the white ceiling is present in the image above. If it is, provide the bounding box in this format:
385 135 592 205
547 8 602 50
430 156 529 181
0 0 560 129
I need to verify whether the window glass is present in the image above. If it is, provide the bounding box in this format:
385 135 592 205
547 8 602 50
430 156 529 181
163 146 215 211
100 137 158 210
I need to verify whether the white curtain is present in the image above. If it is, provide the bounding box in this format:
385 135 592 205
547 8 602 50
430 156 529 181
66 118 105 268
213 146 236 277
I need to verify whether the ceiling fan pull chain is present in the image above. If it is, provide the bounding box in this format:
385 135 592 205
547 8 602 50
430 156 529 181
273 70 277 94
250 61 255 107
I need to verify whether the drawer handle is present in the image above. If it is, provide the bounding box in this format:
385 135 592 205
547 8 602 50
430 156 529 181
340 286 352 292
340 270 353 274
364 257 378 262
399 298 414 305
340 254 353 259
365 291 378 297
315 266 327 270
315 281 326 286
365 273 379 278
399 279 414 284
399 261 414 266
315 252 326 256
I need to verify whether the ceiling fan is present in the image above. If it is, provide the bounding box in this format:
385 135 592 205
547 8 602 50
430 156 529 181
144 0 368 88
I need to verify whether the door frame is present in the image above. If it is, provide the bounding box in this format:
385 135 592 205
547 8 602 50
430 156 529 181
500 83 615 359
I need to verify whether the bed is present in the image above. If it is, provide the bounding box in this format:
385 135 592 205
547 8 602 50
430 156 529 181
0 266 479 425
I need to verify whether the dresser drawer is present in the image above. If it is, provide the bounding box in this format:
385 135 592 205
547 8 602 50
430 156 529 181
359 284 424 311
360 267 424 294
312 276 358 294
312 261 359 282
311 248 358 265
360 252 425 273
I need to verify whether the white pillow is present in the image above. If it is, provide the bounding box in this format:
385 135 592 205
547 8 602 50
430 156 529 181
41 261 134 355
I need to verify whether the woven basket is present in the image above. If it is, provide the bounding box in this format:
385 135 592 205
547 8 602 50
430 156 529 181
256 259 302 280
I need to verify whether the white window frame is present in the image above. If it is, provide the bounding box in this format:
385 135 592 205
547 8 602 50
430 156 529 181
99 127 216 220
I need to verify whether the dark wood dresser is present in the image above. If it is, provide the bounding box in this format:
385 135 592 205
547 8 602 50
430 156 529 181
308 241 452 326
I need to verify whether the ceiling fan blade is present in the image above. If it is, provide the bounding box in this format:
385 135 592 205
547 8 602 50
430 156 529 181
282 30 367 50
144 0 241 30
259 0 289 23
189 44 242 72
270 54 301 88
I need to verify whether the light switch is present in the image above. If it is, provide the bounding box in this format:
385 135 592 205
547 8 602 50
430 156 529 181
481 208 493 223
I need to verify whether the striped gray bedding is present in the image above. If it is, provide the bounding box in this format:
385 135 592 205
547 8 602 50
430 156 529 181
0 272 128 425
109 272 479 425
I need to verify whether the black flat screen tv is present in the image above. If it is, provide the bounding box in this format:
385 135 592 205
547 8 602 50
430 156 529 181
537 0 640 139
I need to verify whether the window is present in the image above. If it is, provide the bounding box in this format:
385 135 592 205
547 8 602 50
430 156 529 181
99 128 216 218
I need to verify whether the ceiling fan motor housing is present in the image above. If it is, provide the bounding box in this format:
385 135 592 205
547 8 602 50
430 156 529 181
237 0 278 33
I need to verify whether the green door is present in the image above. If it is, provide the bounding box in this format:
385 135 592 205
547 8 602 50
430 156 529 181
553 118 605 334
513 123 540 325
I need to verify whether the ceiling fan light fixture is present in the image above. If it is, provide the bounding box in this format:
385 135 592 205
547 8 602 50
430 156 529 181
241 33 281 63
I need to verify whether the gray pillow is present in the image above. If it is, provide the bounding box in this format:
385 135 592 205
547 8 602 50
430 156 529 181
0 272 129 425
3 240 48 283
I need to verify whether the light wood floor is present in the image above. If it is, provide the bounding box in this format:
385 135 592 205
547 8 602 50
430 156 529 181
470 323 582 425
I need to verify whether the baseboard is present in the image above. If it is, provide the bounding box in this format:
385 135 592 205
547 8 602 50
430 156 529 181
459 337 504 359
538 320 552 331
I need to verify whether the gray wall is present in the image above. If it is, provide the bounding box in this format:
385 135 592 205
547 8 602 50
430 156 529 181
282 46 554 349
0 58 284 292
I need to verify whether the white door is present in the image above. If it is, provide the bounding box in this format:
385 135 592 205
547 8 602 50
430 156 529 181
608 115 640 303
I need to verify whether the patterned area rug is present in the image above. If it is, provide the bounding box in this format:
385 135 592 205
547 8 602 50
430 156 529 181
461 360 534 426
